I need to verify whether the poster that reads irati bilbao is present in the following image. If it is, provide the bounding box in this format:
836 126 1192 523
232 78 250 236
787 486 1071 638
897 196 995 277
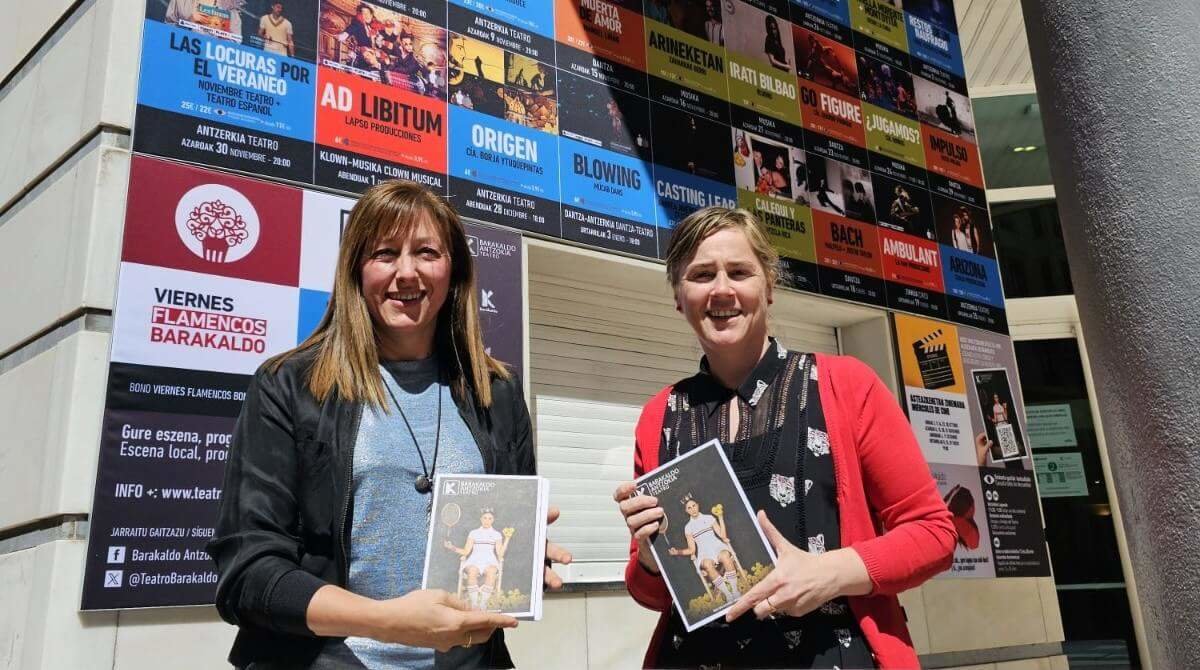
722 0 802 132
554 0 649 96
313 0 449 194
731 128 821 293
557 70 659 257
134 0 319 183
893 313 1051 579
82 156 526 609
446 32 563 235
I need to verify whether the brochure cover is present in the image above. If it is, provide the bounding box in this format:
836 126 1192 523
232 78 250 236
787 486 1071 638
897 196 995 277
971 368 1029 462
635 439 777 631
423 474 549 619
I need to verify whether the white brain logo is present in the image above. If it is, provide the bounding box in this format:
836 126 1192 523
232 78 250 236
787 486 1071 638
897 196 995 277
175 184 260 264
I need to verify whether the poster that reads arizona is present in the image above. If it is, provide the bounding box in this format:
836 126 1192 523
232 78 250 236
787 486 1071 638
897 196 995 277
314 0 449 194
893 313 978 467
555 0 648 96
644 8 730 123
134 0 318 183
849 0 909 53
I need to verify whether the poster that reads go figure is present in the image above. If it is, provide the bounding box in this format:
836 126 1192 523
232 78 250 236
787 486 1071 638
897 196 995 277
313 0 449 195
135 0 319 183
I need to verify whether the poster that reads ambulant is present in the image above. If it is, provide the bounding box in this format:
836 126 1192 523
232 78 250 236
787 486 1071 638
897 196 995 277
134 0 318 183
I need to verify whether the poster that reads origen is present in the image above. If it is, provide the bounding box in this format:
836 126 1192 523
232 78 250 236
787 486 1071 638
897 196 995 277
134 0 319 183
732 129 821 293
558 72 659 256
446 33 562 236
82 156 527 610
651 103 737 256
313 0 449 194
555 0 649 96
643 6 731 124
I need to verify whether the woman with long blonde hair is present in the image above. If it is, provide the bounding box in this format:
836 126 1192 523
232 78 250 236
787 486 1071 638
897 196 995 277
208 181 569 669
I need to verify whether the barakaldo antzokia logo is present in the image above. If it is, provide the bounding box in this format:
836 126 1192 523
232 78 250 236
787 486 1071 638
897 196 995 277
174 184 261 263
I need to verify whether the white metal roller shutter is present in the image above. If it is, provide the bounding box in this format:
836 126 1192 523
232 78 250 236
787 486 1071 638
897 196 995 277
529 261 840 580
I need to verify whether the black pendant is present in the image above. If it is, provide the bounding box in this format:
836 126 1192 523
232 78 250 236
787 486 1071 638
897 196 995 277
415 474 432 494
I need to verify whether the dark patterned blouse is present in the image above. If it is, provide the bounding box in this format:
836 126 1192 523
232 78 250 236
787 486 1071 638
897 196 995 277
652 339 875 669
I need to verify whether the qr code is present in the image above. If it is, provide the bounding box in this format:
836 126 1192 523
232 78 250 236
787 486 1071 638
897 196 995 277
996 422 1019 458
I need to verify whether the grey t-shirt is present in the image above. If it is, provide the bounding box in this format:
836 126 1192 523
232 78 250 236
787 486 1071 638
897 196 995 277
312 357 485 669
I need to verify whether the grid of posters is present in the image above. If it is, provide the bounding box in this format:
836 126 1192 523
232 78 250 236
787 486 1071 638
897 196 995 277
131 0 1007 333
81 156 525 609
894 313 1050 579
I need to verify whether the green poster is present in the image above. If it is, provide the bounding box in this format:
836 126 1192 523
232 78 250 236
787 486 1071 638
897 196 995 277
737 190 816 263
849 0 909 52
1033 452 1089 498
1026 404 1079 449
727 54 802 125
645 19 729 101
863 103 926 168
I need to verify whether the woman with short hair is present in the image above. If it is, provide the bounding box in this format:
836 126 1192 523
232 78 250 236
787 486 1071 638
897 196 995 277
615 207 955 668
209 181 569 669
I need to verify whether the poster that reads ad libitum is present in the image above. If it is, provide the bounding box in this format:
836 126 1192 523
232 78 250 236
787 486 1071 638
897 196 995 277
893 313 1051 579
81 156 525 610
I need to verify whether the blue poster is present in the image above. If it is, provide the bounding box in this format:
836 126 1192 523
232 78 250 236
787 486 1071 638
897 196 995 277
450 0 555 39
134 20 316 181
793 0 851 27
560 139 657 225
448 105 561 235
940 246 1004 307
651 164 737 255
906 13 966 77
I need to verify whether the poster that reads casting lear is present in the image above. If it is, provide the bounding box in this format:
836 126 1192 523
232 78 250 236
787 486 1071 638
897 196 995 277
893 313 1050 580
134 0 319 183
82 156 525 609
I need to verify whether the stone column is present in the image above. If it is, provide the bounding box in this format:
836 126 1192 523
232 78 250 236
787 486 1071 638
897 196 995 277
1019 1 1200 667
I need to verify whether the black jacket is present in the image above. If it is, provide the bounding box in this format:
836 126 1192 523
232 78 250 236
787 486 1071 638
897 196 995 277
207 350 535 669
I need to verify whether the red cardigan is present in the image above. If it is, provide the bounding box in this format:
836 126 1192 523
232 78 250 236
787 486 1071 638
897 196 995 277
625 353 956 669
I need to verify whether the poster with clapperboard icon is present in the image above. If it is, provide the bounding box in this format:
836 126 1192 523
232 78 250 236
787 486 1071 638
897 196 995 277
914 328 956 389
635 440 777 631
422 474 550 619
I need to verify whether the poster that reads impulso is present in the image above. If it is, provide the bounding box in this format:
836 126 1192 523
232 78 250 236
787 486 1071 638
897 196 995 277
558 72 658 257
554 0 649 97
313 0 449 194
135 0 319 182
446 33 562 236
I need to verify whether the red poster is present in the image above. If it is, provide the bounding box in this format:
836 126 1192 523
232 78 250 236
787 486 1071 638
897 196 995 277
121 156 301 287
813 210 882 277
879 228 945 291
555 0 647 71
798 80 866 148
922 123 984 187
315 67 448 174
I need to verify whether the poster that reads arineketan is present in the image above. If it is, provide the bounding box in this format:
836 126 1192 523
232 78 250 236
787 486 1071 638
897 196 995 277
134 0 318 183
643 5 731 124
313 0 449 194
